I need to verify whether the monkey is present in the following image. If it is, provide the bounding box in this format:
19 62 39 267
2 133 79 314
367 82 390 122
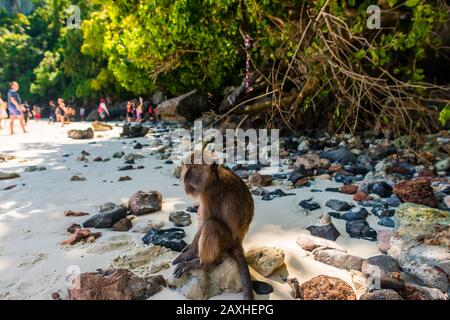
172 154 254 300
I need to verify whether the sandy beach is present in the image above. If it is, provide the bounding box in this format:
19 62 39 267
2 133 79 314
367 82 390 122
0 120 392 300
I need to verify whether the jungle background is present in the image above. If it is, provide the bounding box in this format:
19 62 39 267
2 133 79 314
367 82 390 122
0 0 449 137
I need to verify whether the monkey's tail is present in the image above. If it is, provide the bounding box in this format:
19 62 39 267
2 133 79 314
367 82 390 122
230 245 254 300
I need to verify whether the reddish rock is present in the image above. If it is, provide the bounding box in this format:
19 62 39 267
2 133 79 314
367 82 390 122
417 168 435 177
51 292 62 300
61 229 101 245
112 218 132 232
340 185 358 194
67 269 165 300
328 165 342 172
386 166 411 176
295 178 310 187
249 173 273 187
377 230 394 254
299 275 356 300
67 223 81 234
65 210 90 217
295 153 330 170
393 178 438 208
353 192 371 202
399 284 448 300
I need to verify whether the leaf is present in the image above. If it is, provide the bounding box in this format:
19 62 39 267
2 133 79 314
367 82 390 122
404 0 421 7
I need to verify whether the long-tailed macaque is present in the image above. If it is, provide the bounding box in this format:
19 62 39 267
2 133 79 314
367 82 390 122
173 155 254 300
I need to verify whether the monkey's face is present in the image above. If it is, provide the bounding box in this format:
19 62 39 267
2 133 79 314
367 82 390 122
180 163 217 196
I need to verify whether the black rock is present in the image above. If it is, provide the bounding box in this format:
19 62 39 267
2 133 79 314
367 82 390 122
261 189 295 201
137 165 145 169
339 207 369 221
307 223 341 241
378 217 395 228
368 145 397 161
362 255 404 290
142 228 188 252
371 204 395 218
164 160 174 164
325 187 340 192
124 159 135 164
323 148 356 164
252 280 274 295
362 182 393 198
186 205 199 213
288 165 309 184
82 205 127 229
335 174 354 185
113 151 125 159
343 164 370 175
93 157 103 162
328 212 341 219
81 150 90 156
299 198 320 211
272 173 287 180
310 189 323 193
325 199 353 211
62 154 70 157
133 143 143 149
345 220 377 241
385 195 401 207
118 165 134 171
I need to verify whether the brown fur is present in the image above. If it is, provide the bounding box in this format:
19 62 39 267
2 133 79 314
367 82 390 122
173 156 254 299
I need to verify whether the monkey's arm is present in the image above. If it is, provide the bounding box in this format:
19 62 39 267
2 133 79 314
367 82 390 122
172 228 200 265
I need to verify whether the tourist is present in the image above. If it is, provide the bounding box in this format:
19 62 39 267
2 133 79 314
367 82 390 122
0 93 8 129
33 105 41 121
48 100 56 124
23 101 30 124
7 81 26 134
136 96 144 122
126 101 133 122
56 98 66 127
98 98 110 121
79 106 85 121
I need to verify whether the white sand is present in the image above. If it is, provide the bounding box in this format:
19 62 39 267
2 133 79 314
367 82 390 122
0 121 388 300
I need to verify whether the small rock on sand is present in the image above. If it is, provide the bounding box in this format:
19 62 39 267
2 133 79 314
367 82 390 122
299 275 356 300
245 245 285 277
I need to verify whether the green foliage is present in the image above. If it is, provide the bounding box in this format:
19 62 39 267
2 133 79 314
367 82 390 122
439 105 450 127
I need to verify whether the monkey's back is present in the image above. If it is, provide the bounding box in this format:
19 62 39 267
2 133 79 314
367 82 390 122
204 166 254 243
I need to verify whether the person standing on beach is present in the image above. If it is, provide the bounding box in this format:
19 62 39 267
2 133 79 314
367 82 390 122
98 98 110 121
33 105 41 122
0 93 8 129
48 100 56 124
79 106 85 121
126 101 133 122
136 97 144 122
7 81 27 134
56 98 66 127
23 101 30 124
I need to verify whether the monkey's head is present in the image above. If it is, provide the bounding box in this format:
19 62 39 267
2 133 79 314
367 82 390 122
180 154 219 196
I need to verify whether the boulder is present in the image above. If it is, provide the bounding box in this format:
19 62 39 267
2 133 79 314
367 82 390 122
120 124 149 138
245 245 285 277
167 257 242 299
295 153 330 170
68 128 94 139
169 211 191 227
70 175 86 181
393 178 438 208
399 284 449 300
92 121 113 131
112 218 132 231
0 172 20 180
395 203 450 231
322 148 356 164
359 289 403 300
340 185 358 194
377 230 394 253
156 89 208 122
306 214 341 241
325 199 353 211
129 191 162 215
67 269 165 300
361 255 404 290
313 248 363 271
248 173 273 187
82 204 127 229
299 275 356 300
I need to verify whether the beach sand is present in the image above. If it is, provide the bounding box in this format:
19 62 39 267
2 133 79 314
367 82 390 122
0 121 387 300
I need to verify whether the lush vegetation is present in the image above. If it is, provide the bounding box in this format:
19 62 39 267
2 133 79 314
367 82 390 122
0 0 448 131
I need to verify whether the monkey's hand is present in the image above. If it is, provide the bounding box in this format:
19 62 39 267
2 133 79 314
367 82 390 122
173 258 201 278
173 245 197 265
